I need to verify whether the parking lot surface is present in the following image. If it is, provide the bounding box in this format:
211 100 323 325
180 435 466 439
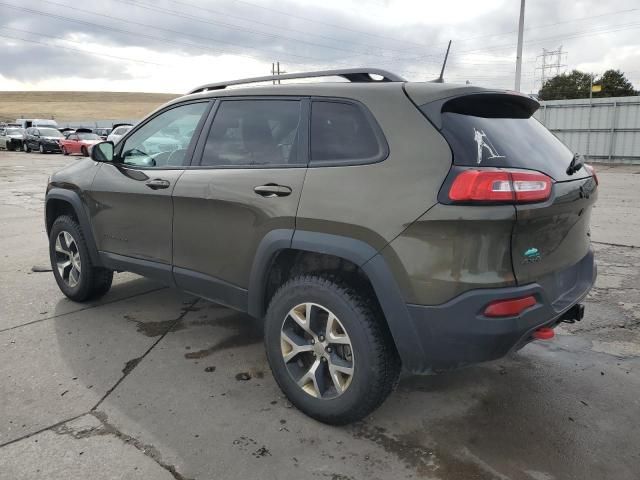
1 151 639 480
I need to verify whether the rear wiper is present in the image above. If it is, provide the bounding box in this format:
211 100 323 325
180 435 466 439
566 154 584 175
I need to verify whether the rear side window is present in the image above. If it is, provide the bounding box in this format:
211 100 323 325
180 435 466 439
423 94 581 181
310 101 384 164
201 100 302 167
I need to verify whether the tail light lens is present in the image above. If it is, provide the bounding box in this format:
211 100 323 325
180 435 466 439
584 164 598 185
448 169 552 204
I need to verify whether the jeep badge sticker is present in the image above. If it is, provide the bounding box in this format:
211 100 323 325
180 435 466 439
473 128 505 165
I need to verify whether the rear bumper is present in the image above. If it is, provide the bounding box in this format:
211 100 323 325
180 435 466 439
401 249 596 373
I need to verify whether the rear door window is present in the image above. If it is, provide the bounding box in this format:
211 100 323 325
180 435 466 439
201 99 302 167
310 101 385 164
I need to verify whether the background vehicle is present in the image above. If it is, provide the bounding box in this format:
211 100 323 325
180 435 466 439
44 69 597 425
60 128 102 156
106 124 133 144
23 127 63 153
94 127 112 140
16 118 59 130
0 126 25 151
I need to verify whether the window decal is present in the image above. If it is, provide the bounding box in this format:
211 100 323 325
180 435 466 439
473 128 505 164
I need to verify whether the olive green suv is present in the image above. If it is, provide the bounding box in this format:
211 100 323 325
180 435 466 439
45 69 597 424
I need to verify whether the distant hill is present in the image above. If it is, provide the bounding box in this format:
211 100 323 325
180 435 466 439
0 91 179 123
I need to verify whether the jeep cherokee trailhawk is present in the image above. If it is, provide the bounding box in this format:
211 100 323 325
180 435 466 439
45 69 597 424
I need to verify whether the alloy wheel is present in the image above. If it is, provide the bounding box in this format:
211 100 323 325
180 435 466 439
54 231 82 288
281 302 354 399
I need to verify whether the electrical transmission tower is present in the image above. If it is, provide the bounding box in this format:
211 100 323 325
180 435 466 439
535 46 567 90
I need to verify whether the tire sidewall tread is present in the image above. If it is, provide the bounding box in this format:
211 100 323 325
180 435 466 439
264 274 400 425
49 215 113 302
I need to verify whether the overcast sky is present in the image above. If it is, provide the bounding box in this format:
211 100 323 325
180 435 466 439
0 0 638 93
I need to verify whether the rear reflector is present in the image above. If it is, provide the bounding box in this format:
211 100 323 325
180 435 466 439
484 295 537 317
532 327 555 340
448 169 552 204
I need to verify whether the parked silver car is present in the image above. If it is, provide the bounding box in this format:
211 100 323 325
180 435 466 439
0 127 25 151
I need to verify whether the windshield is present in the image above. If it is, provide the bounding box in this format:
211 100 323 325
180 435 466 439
78 132 100 140
39 128 63 137
7 128 23 135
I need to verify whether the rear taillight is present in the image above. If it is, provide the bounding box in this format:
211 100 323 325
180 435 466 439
448 169 552 204
484 295 537 317
584 164 598 185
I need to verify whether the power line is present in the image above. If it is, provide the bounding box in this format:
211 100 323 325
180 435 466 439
0 30 165 66
0 1 327 65
163 0 424 57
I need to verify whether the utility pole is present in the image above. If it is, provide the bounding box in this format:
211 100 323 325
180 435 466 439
514 0 526 91
271 61 286 84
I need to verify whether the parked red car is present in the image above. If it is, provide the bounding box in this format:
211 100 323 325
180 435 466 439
60 129 102 156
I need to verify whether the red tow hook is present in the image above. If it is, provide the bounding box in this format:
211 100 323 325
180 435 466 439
533 327 555 340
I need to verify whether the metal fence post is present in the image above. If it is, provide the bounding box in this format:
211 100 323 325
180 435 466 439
608 101 617 162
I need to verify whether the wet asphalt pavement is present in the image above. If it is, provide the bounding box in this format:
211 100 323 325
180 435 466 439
1 151 639 480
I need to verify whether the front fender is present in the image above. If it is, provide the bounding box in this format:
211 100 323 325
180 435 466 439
45 188 102 266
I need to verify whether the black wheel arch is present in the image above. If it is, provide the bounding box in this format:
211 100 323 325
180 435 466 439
248 229 426 371
45 188 103 267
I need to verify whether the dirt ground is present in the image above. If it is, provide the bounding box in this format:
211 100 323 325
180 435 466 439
1 151 639 480
0 91 178 122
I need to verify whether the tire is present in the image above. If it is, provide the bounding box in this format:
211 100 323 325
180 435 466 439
264 274 401 425
24 142 30 152
81 146 88 157
39 144 45 154
7 143 13 152
62 146 69 156
49 215 113 302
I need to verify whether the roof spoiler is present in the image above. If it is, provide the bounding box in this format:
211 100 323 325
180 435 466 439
187 68 406 94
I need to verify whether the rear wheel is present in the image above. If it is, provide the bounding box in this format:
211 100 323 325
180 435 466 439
49 215 113 302
264 275 400 425
62 146 69 156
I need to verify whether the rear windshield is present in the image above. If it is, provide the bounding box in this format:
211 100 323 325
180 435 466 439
422 95 588 181
6 128 23 135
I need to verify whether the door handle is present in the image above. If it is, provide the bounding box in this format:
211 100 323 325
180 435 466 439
145 178 171 190
254 184 292 198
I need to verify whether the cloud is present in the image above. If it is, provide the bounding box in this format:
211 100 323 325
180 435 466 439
0 0 638 92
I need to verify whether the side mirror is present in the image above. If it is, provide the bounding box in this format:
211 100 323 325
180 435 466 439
91 141 114 162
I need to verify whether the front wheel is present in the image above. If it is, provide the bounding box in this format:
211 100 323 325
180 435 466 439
49 215 113 302
62 146 69 156
264 275 401 425
39 144 45 154
81 146 88 157
23 142 30 152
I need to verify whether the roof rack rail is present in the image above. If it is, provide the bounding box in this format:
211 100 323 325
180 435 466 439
187 68 406 94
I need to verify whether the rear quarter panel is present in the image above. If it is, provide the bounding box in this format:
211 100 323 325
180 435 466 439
295 85 452 253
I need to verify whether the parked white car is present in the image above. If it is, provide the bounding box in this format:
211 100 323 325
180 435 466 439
106 125 133 144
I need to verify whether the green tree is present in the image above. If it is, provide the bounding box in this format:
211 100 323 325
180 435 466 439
538 69 638 100
538 70 593 100
595 69 638 98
